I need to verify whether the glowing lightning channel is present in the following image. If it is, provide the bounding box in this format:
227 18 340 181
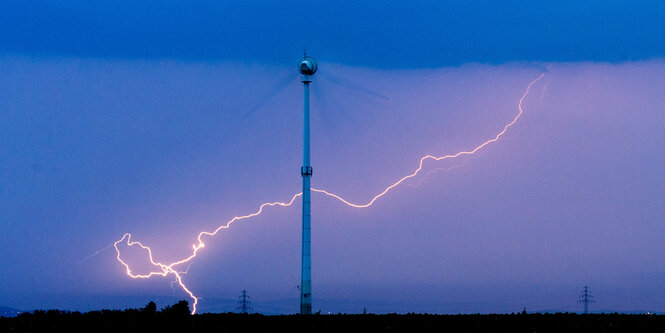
114 73 544 314
403 152 482 189
312 72 545 207
114 193 302 313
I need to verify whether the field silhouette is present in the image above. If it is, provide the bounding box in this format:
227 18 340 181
2 301 665 332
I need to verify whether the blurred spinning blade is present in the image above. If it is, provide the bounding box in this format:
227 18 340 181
240 72 297 120
319 71 391 102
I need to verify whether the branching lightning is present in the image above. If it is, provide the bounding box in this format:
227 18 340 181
114 73 545 314
403 152 481 189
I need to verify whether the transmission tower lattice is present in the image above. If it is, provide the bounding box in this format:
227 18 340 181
577 285 594 314
236 289 253 314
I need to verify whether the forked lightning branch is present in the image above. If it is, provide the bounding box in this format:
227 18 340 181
114 57 545 314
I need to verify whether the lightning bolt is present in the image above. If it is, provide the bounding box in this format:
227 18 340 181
114 73 545 314
403 152 482 189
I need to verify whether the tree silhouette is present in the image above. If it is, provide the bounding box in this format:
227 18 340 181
142 301 157 315
160 300 190 317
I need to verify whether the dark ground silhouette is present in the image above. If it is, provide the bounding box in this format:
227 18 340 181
2 301 665 332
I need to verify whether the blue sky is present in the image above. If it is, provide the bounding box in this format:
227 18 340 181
1 1 665 314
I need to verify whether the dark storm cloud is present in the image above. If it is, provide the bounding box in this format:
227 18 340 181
1 1 664 67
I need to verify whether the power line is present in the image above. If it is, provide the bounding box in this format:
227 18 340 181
236 289 253 314
578 286 594 314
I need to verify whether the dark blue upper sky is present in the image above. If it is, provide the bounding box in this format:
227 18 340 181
1 0 664 67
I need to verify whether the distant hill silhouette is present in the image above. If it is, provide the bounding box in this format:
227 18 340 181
0 306 24 317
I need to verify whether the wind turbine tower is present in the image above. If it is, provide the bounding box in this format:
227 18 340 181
298 54 317 315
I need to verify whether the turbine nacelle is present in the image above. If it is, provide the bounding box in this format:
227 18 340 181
298 56 317 75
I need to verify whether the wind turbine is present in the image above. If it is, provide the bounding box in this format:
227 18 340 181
239 54 384 314
298 53 317 315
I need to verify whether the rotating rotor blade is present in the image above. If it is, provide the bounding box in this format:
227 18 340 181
320 71 391 102
240 72 298 120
